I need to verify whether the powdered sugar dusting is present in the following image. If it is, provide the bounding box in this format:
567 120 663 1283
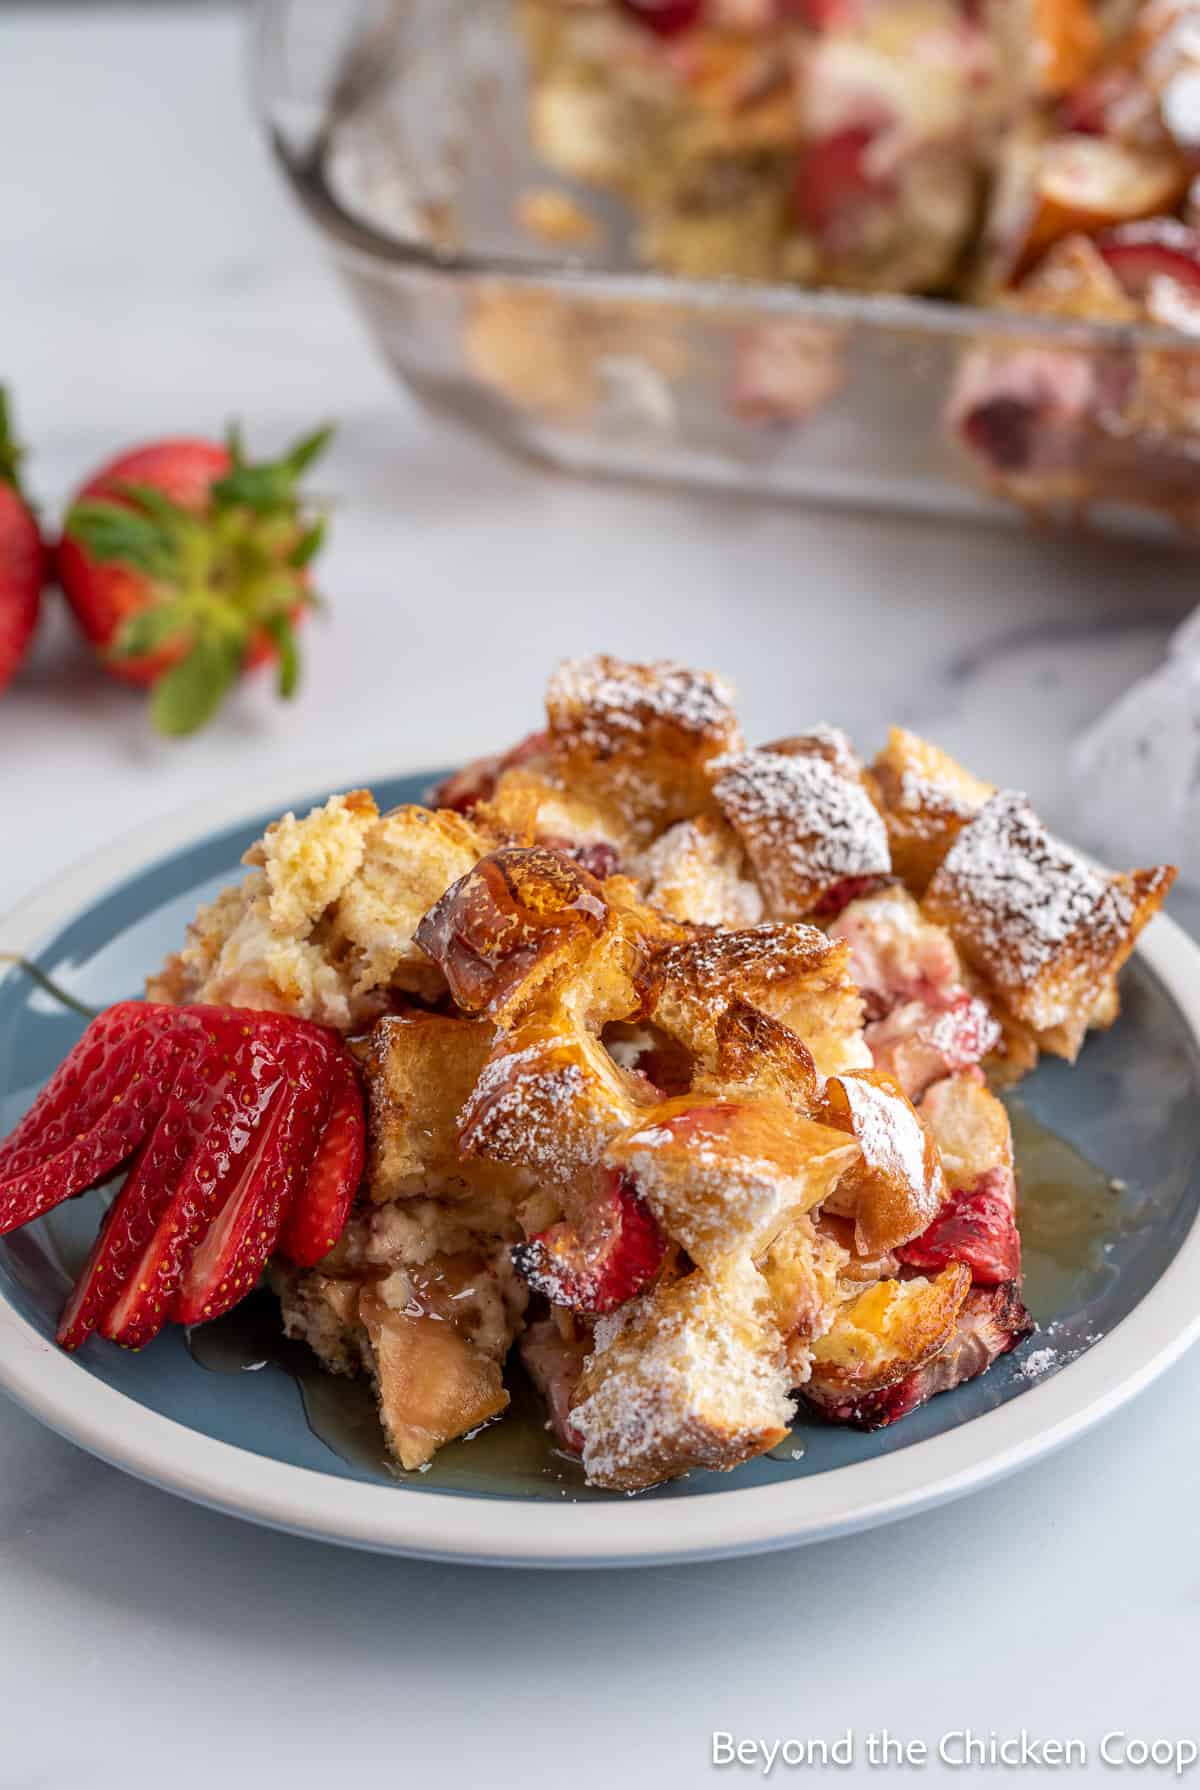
549 656 739 752
928 791 1134 984
713 751 890 913
571 1264 795 1490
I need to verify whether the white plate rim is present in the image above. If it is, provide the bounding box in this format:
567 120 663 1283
0 764 1198 1568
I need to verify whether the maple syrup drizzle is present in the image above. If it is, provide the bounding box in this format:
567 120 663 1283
186 1105 1121 1490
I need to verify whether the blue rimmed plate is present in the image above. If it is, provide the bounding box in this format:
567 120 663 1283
2 767 1199 1567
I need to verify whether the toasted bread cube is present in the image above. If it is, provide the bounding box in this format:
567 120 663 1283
546 655 743 843
869 729 994 894
571 1260 794 1492
649 923 870 1079
606 1094 859 1270
805 1280 1033 1427
713 748 891 918
461 1019 657 1189
919 1073 1014 1192
414 845 616 1023
819 1070 946 1255
362 1013 509 1203
483 767 632 863
807 1264 972 1401
359 1289 509 1472
923 791 1174 1058
708 1000 820 1113
639 814 763 928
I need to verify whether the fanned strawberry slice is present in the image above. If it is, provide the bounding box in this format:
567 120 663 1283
172 1042 332 1326
97 1029 291 1348
1 999 366 1351
896 1175 1022 1286
277 1053 365 1269
0 1003 184 1234
512 1170 666 1315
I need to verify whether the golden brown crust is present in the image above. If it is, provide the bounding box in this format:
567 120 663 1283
807 1265 973 1400
819 1069 946 1255
869 728 995 895
362 1013 525 1205
545 654 743 843
713 746 891 918
923 791 1174 1058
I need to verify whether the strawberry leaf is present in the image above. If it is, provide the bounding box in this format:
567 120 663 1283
211 422 334 517
288 518 326 569
110 599 194 662
111 481 196 531
262 612 301 700
150 637 241 737
66 500 177 578
282 424 335 479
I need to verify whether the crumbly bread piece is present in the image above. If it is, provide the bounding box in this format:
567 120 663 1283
605 1094 859 1270
148 793 489 1028
325 805 489 1001
919 1072 1014 1192
545 655 743 843
806 1263 972 1404
276 1209 527 1471
863 994 1003 1102
639 814 763 928
647 924 871 1079
362 1013 526 1206
712 747 891 918
759 1213 849 1375
923 791 1174 1058
818 1070 946 1255
248 789 379 932
869 729 995 894
829 883 964 1015
571 1259 795 1492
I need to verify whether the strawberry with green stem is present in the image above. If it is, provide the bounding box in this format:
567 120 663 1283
58 422 333 736
0 386 48 695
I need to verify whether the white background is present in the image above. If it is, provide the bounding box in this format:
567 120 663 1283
1 6 1198 1786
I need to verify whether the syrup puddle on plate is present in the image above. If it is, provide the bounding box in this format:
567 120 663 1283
186 1293 594 1499
1006 1098 1133 1323
186 1104 1123 1491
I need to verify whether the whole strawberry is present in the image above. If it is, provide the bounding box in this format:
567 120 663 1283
0 388 47 695
58 422 333 736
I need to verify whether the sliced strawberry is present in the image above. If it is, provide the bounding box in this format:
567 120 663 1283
512 1170 666 1315
617 0 703 36
792 126 888 241
172 1047 332 1326
0 388 47 696
97 1029 292 1348
1097 220 1200 300
897 1176 1022 1285
0 1003 185 1235
277 1053 365 1269
810 874 885 920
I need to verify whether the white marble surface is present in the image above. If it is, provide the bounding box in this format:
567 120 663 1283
2 6 1199 1787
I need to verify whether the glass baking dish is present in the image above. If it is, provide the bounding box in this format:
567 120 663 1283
251 0 1200 539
